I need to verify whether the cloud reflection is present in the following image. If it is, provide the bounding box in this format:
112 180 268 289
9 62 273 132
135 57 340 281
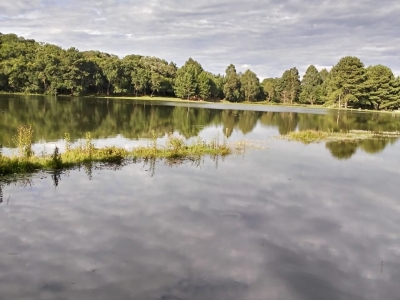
0 141 399 299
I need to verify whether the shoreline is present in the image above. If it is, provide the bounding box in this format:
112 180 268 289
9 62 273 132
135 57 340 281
1 93 400 115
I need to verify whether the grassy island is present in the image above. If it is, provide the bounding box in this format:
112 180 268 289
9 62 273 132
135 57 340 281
282 130 400 144
0 126 232 177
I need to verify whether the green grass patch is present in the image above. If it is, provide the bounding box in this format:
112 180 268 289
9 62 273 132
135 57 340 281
282 129 400 144
0 127 232 177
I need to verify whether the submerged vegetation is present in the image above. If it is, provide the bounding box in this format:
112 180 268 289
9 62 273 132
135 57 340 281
282 129 400 144
0 125 232 177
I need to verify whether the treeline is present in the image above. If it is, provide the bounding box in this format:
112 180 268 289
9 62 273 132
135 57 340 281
1 33 400 110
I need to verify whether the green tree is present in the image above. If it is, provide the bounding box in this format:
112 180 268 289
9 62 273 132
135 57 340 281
319 68 329 82
328 56 367 108
223 64 241 102
365 65 400 110
198 71 211 100
262 78 278 102
276 68 300 104
173 58 204 99
240 69 260 101
61 47 89 95
174 71 196 99
101 55 122 95
131 67 149 96
300 65 323 105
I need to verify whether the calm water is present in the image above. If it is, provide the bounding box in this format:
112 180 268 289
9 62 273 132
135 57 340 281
1 95 400 300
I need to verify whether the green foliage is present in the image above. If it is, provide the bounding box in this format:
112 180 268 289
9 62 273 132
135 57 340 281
276 68 300 104
283 129 400 144
173 58 208 100
327 56 367 108
365 65 400 110
0 33 399 109
240 69 260 101
262 78 278 102
64 133 71 152
84 132 95 156
165 134 185 152
223 64 242 102
319 69 329 82
0 126 232 176
174 70 196 99
198 71 211 100
12 125 34 158
300 65 323 105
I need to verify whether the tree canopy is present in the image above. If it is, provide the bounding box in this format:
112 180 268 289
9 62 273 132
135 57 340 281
0 33 399 110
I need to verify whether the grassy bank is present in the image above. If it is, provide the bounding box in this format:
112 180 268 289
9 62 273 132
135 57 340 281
281 130 400 144
0 126 231 177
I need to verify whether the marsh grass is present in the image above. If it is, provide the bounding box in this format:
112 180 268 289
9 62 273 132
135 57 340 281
133 133 230 161
282 129 400 144
0 126 232 176
12 125 34 158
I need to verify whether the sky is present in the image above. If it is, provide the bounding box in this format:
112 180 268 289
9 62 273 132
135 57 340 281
1 0 400 78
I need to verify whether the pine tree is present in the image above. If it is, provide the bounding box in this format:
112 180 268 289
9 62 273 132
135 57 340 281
328 56 367 108
223 64 241 102
276 68 300 104
198 71 211 100
366 65 400 110
299 65 323 105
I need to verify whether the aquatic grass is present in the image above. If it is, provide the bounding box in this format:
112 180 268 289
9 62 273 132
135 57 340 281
133 133 231 161
281 129 400 144
12 125 34 158
0 126 233 177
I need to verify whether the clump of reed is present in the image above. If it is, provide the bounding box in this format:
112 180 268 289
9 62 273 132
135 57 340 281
282 129 400 144
0 126 232 177
12 125 34 158
133 132 230 160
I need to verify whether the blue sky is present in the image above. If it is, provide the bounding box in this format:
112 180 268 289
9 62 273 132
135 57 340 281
1 0 400 78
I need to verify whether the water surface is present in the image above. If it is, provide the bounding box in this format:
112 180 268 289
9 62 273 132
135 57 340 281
1 95 400 299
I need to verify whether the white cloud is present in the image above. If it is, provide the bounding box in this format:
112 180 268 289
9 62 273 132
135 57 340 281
0 0 400 78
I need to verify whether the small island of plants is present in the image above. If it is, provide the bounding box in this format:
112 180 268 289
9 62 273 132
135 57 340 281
0 125 232 176
282 129 400 144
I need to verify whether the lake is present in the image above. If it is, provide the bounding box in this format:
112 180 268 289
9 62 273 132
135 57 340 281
1 95 400 300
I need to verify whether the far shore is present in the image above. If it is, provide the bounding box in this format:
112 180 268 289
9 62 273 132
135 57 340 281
1 92 400 115
90 95 400 115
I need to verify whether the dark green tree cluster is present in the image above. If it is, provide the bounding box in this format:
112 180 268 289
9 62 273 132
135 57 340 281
173 58 224 100
1 33 400 109
262 57 400 110
0 33 177 97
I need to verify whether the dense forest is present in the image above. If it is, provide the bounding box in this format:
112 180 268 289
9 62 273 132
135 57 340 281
1 33 400 110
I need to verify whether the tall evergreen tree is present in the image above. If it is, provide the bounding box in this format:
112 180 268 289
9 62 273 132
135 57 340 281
366 65 400 110
223 64 241 102
328 56 367 108
276 68 300 104
240 69 260 101
300 65 323 105
198 71 211 100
